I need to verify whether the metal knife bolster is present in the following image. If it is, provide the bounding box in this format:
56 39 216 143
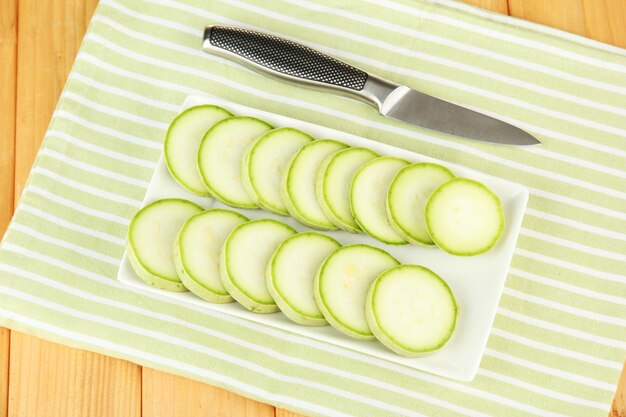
202 25 400 111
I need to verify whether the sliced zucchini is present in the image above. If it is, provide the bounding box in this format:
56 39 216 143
220 218 296 313
127 199 203 291
426 178 504 256
266 232 340 326
174 209 248 303
386 163 455 245
164 105 233 195
242 127 314 215
350 157 410 245
197 116 273 208
281 139 348 230
366 265 457 356
314 244 399 339
316 147 379 233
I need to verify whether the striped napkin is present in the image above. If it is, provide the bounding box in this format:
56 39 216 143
1 1 624 416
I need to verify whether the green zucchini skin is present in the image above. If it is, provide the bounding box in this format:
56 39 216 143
386 162 454 246
127 198 203 292
220 218 296 313
425 178 504 256
174 209 249 303
197 116 273 208
315 147 379 233
314 244 399 340
164 105 233 196
266 232 340 326
366 265 457 356
281 139 348 230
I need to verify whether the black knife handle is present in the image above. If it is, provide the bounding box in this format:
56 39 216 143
203 25 369 91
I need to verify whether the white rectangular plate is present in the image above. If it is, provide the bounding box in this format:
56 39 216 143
118 95 528 381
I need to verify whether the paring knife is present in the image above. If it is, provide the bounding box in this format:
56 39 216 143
202 25 540 146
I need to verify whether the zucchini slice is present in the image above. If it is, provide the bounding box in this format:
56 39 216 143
350 156 410 245
281 139 348 230
220 218 296 313
164 105 233 195
314 244 399 339
316 147 379 233
242 127 314 215
386 163 455 245
266 232 340 326
127 198 203 291
174 209 248 303
425 178 504 256
197 116 273 208
366 265 457 356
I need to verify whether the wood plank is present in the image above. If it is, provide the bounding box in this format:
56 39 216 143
0 329 9 417
7 332 140 417
581 0 626 49
460 0 509 14
0 0 17 416
0 0 17 234
142 367 275 417
8 2 142 417
610 363 626 417
508 0 586 35
13 0 98 206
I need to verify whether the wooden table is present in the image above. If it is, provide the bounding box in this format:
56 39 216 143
0 0 624 416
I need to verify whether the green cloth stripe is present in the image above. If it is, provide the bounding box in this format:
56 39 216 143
1 1 624 416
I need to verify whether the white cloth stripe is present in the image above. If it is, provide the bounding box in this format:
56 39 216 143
0 259 603 415
2 244 611 412
525 209 626 243
370 0 626 73
149 1 626 156
520 228 626 262
54 110 161 150
83 34 626 219
0 288 437 417
431 0 626 56
62 92 168 130
0 310 355 417
26 186 130 226
70 72 180 112
11 224 120 266
88 18 626 201
475 368 610 412
514 248 626 284
18 205 125 246
108 0 626 118
164 0 626 95
40 148 150 188
76 53 626 242
47 129 156 169
497 308 626 349
502 288 626 327
33 167 142 207
508 267 626 305
484 348 615 391
281 0 626 121
490 328 621 370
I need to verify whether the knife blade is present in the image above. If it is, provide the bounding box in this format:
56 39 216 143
202 25 540 146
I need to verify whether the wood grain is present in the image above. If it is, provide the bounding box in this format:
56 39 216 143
0 329 9 417
0 1 625 417
461 0 509 14
582 0 626 48
142 368 275 417
508 0 586 34
13 0 98 205
0 0 17 416
7 332 140 417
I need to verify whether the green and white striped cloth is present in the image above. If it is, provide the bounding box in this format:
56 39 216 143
1 0 625 416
